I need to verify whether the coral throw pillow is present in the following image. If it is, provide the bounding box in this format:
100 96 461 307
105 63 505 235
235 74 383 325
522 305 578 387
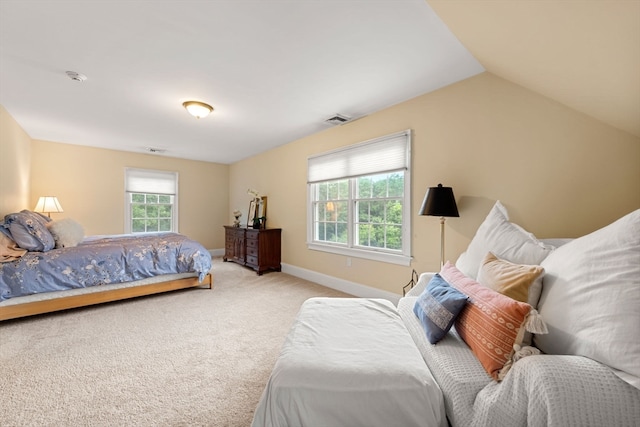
440 262 545 381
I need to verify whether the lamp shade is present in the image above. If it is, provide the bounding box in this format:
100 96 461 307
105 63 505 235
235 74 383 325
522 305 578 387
34 196 64 216
183 101 213 119
419 184 459 217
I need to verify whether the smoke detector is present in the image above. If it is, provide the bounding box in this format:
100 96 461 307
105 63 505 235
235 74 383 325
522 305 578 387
324 114 351 126
65 71 87 82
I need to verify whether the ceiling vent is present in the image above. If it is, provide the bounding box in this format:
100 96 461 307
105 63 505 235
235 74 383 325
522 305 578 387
324 114 351 126
145 147 166 154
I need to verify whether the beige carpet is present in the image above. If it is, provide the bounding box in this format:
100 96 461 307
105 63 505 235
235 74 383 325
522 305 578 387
0 258 351 426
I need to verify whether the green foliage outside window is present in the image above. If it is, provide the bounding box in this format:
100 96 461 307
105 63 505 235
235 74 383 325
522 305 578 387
313 172 404 251
131 193 173 233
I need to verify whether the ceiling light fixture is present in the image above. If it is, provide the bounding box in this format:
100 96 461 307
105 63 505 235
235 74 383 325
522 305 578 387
65 71 87 82
183 101 213 119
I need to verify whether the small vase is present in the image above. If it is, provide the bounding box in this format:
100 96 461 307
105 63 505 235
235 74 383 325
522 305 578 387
252 221 261 229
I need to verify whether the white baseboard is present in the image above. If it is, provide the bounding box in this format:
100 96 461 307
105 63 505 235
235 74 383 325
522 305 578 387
281 263 401 305
209 249 225 257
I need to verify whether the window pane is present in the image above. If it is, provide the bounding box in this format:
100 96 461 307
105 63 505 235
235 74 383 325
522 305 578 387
132 193 145 203
146 205 158 218
386 200 403 225
328 181 339 199
388 172 404 197
159 219 171 231
357 201 370 222
132 219 146 233
159 205 172 218
336 201 348 222
318 183 327 201
146 219 158 232
158 195 171 204
386 225 402 250
357 177 372 198
368 200 385 223
316 222 325 241
357 224 370 246
132 204 145 218
337 223 348 244
146 194 158 204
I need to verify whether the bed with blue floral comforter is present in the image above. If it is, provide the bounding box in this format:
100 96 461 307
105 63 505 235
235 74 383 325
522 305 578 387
0 233 212 302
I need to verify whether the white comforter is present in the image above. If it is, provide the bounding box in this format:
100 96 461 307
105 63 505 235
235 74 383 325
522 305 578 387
251 297 446 427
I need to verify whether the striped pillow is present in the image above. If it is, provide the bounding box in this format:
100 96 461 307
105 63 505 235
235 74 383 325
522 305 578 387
440 262 546 381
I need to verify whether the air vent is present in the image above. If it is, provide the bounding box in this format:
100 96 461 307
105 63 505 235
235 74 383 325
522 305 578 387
325 114 351 126
145 147 166 154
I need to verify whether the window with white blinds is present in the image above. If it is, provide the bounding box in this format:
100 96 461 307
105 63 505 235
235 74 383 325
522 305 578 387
307 130 412 266
307 130 410 183
124 168 178 234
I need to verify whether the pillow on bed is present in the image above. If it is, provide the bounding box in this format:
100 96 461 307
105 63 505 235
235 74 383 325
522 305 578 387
476 252 544 308
440 262 547 381
534 209 640 390
455 201 553 280
413 274 468 344
3 210 55 252
46 218 85 248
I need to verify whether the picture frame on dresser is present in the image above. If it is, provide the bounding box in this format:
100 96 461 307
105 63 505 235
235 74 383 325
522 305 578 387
247 196 268 229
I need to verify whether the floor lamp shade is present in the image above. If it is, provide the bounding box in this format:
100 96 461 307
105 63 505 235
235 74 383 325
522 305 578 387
419 184 459 267
419 184 459 218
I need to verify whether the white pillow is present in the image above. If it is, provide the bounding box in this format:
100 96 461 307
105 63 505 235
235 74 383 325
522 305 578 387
534 209 640 390
455 201 554 279
46 218 85 248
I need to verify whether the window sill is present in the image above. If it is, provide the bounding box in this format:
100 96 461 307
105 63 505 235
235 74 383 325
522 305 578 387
307 242 412 266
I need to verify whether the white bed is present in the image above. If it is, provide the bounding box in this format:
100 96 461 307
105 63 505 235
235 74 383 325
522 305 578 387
251 297 446 427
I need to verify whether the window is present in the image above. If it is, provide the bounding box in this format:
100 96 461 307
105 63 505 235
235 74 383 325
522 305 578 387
124 168 178 234
307 130 411 265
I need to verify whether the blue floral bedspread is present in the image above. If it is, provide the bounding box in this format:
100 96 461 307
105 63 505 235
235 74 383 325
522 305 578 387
0 233 212 302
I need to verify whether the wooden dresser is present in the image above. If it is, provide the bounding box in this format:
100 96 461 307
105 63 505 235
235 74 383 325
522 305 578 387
223 226 282 275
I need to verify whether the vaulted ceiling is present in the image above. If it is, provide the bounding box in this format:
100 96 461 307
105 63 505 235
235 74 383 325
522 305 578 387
428 0 640 139
1 1 637 164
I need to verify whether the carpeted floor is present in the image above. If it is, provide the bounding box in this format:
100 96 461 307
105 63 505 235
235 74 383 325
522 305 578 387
0 258 351 426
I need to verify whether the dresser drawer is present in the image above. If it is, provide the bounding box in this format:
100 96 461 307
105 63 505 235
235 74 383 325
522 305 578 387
246 245 258 256
246 238 258 249
245 255 258 266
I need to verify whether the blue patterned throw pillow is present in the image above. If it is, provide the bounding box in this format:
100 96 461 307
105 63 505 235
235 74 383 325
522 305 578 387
413 273 468 344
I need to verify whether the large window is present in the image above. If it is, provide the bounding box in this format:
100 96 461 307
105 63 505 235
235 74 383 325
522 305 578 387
307 130 411 265
124 168 178 234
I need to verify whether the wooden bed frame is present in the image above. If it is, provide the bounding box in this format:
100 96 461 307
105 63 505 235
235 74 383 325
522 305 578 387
0 273 212 321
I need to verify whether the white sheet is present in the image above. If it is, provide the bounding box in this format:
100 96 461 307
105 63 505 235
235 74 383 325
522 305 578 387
251 297 446 427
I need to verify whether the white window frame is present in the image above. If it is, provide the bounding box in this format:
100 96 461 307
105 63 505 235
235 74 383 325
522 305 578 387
124 168 179 234
307 130 412 266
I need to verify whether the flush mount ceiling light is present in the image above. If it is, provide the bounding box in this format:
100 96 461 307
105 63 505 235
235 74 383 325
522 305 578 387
65 71 87 82
183 101 213 119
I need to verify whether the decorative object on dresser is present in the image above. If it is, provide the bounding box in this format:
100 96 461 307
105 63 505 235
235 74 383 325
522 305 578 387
223 226 281 275
419 183 459 267
232 209 242 227
247 189 267 229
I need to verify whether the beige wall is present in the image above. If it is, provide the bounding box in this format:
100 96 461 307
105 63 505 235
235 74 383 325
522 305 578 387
0 105 31 216
229 72 640 295
30 140 229 249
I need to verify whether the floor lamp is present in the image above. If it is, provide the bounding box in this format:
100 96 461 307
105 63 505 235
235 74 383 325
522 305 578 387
419 184 459 267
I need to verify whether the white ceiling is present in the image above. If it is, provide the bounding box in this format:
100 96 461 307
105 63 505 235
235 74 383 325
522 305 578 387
0 0 483 164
